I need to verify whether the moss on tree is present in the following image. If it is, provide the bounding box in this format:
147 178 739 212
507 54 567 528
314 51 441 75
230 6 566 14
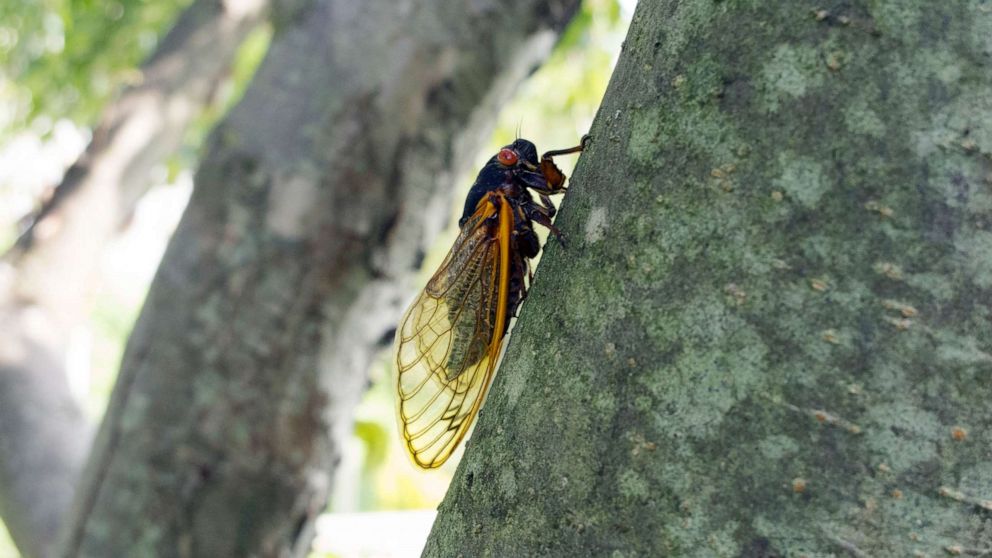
425 1 992 556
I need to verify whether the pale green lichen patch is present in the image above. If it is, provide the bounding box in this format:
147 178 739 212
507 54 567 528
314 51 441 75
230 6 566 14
641 301 769 439
617 469 649 501
864 428 938 471
666 103 740 163
865 360 909 397
870 491 966 551
627 107 662 163
912 126 956 158
629 99 740 167
563 262 629 335
916 48 963 85
772 153 829 208
761 43 824 111
955 230 992 288
915 90 992 160
592 391 617 415
905 272 955 301
701 521 742 557
958 462 992 496
758 434 800 460
663 500 740 557
970 6 992 57
933 331 992 368
498 466 517 498
867 0 923 39
843 98 886 138
651 1 724 65
864 402 942 471
674 53 725 105
751 512 837 556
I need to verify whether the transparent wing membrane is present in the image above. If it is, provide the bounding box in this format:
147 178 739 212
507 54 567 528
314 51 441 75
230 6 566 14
395 196 511 468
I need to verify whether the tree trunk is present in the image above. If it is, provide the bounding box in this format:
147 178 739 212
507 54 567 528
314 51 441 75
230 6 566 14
425 1 992 556
58 1 579 556
0 1 268 556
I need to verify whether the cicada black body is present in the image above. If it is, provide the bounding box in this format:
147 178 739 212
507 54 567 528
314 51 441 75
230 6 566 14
395 136 588 468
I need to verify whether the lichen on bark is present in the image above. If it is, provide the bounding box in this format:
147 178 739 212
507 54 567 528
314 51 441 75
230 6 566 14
425 1 992 556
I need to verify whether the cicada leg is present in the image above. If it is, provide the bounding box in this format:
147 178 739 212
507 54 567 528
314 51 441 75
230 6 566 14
540 134 591 160
538 193 556 219
526 204 566 247
538 135 589 192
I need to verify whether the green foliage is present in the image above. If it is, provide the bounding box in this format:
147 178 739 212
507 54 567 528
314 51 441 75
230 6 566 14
0 0 192 140
86 289 143 418
353 420 388 469
0 521 15 558
557 0 621 52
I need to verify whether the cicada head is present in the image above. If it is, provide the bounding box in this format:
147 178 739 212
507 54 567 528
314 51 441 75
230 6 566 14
509 139 539 167
495 139 538 170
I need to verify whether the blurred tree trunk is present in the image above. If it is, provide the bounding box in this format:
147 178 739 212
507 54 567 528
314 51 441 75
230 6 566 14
0 0 268 556
57 1 580 556
425 1 992 556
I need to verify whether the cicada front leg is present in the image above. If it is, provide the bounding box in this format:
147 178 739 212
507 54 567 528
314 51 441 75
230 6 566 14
538 134 590 192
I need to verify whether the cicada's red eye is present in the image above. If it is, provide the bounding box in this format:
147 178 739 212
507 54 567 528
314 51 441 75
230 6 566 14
497 148 518 166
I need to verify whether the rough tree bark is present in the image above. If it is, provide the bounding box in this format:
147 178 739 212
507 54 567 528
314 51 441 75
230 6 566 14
58 1 579 556
0 1 268 556
425 1 992 556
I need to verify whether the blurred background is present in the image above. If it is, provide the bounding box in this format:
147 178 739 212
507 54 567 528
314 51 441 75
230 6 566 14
0 1 632 556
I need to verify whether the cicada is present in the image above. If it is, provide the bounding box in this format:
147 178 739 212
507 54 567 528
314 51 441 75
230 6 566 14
395 136 588 468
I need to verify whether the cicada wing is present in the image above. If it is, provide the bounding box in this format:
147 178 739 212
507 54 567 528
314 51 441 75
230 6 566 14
395 197 511 468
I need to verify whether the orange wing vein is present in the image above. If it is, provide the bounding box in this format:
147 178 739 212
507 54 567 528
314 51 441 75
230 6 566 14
395 193 512 468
